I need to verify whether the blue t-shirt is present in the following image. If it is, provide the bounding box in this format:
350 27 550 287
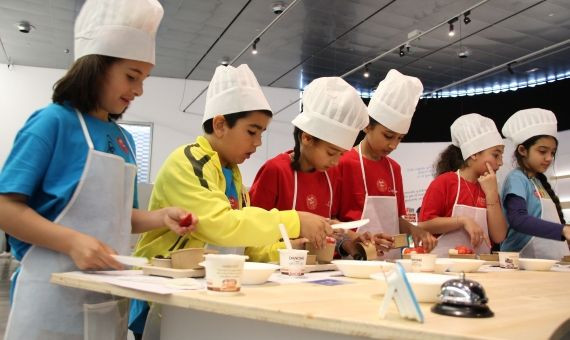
500 168 542 251
222 167 239 209
0 102 139 261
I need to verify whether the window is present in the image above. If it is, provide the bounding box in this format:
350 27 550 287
118 121 153 183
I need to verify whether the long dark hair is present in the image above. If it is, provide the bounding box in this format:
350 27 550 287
52 55 123 120
514 135 565 224
435 144 467 176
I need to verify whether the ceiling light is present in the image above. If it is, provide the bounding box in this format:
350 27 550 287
448 18 458 37
363 64 370 78
463 11 471 25
16 21 34 34
251 38 259 55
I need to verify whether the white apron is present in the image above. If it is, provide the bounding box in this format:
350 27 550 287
292 170 333 218
5 111 136 340
355 144 400 260
519 179 570 260
431 171 490 257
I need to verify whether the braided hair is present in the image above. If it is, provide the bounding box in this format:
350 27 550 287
514 135 565 224
291 127 303 171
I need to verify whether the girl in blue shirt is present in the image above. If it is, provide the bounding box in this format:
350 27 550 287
0 0 197 339
501 108 570 259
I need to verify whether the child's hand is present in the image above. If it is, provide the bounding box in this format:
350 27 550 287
68 232 123 270
164 207 198 235
461 216 491 248
478 162 499 197
291 237 309 249
298 212 333 249
409 227 437 253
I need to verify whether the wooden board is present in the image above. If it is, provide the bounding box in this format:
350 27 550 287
52 270 570 340
141 265 204 278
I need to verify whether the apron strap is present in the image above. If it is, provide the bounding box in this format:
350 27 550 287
75 110 94 150
292 171 298 210
358 143 396 196
454 170 462 206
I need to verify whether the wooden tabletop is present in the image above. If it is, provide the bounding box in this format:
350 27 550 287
51 270 570 340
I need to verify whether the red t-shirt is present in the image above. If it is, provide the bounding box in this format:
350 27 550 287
336 148 406 222
249 151 339 218
419 171 486 222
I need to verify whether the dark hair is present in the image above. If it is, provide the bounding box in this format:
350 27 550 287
354 116 379 146
202 110 272 134
514 135 565 224
52 55 123 121
290 127 322 171
435 144 467 176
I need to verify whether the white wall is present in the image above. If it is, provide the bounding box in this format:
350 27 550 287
0 63 300 186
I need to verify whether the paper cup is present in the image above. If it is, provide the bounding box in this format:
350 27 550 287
278 249 308 276
171 248 204 269
411 253 437 272
305 240 336 263
355 242 377 260
202 254 247 295
498 252 519 269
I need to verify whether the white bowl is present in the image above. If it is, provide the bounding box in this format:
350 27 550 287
370 272 453 303
397 258 454 273
331 260 394 279
241 262 279 285
446 259 485 273
519 258 556 271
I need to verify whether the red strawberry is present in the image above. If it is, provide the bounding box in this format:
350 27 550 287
179 213 194 227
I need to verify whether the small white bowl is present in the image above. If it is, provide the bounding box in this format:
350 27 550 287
331 260 394 279
518 258 556 271
446 259 485 273
370 272 453 302
241 262 279 285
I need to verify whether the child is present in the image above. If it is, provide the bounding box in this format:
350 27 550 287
0 1 197 339
336 69 437 259
419 113 507 256
248 77 391 260
129 64 333 336
500 108 570 259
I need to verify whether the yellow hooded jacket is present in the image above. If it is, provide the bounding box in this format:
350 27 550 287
134 136 299 260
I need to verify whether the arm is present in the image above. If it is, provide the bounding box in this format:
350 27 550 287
478 163 507 243
0 194 121 270
131 208 197 235
505 194 566 240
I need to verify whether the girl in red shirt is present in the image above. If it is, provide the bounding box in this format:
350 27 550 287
419 113 508 256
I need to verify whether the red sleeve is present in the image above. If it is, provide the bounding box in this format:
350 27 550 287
249 161 279 211
419 175 448 221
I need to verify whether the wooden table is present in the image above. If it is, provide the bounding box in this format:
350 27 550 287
51 270 570 340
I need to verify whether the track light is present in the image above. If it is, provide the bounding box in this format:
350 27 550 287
448 18 458 37
399 45 405 57
463 10 471 25
363 64 370 78
251 38 259 55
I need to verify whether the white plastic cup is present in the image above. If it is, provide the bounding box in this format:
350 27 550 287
278 249 308 276
411 253 437 272
202 254 248 295
498 252 519 269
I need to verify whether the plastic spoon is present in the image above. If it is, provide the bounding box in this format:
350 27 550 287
332 219 370 230
279 223 292 249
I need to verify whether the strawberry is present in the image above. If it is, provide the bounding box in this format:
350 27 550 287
179 213 194 227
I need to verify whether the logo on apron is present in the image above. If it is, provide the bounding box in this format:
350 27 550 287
376 179 388 193
306 194 318 210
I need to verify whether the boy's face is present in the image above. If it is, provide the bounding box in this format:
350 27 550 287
215 111 271 165
364 123 405 157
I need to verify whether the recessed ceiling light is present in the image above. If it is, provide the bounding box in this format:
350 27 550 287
525 67 540 73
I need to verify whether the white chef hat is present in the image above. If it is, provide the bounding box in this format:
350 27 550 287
367 69 423 134
74 0 164 65
203 64 272 123
291 77 369 150
502 108 558 145
451 113 504 160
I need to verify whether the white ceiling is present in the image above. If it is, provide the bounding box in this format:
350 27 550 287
1 0 569 98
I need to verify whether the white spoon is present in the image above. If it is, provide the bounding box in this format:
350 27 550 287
331 219 370 230
279 223 293 249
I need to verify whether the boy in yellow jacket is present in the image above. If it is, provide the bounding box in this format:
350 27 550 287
129 64 332 338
